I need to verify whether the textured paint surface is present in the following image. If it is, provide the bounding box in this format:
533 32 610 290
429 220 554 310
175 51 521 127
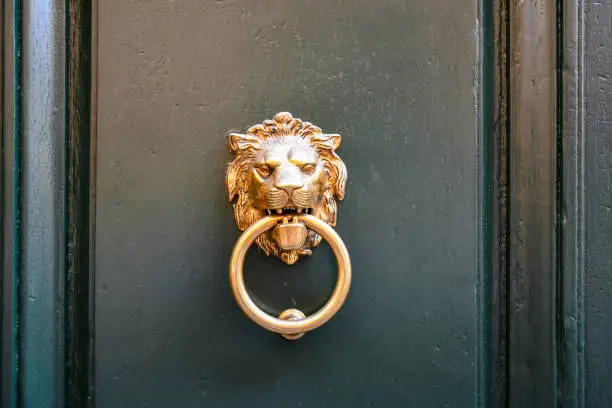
95 1 482 407
584 1 612 406
20 0 67 407
507 1 557 407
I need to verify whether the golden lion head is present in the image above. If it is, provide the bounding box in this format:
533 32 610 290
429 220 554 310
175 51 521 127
226 112 347 264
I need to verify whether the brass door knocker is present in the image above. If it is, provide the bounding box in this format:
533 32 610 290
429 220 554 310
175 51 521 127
226 112 351 340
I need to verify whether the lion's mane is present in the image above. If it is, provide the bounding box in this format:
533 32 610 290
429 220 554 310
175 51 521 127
226 112 346 264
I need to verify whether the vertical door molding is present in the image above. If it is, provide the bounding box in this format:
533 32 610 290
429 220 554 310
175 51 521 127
486 0 510 406
1 0 19 407
1 0 94 406
559 0 587 407
507 0 558 407
562 0 612 407
66 0 95 406
21 0 68 406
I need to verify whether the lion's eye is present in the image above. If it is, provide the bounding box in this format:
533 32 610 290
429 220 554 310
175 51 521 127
255 165 272 177
302 164 316 174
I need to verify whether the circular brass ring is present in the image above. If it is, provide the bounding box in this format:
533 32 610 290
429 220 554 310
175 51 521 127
229 214 351 336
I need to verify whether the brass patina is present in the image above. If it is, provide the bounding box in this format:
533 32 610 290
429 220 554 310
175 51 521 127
226 112 347 264
226 112 351 340
228 214 351 339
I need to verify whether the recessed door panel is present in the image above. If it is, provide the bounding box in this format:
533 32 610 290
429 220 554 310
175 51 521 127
95 1 485 407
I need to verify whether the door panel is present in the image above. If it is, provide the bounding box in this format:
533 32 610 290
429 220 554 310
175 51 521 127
95 1 484 407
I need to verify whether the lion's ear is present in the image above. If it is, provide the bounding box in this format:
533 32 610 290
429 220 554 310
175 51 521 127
310 133 342 152
326 134 342 151
228 133 260 152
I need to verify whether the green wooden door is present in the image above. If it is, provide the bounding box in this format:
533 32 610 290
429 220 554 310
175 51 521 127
2 1 612 408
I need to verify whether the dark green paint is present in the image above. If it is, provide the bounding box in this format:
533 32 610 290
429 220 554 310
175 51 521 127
3 0 612 407
20 0 68 406
1 1 22 407
583 1 612 406
94 1 485 407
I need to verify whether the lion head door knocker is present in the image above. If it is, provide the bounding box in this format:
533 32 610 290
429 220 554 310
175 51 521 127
226 112 351 340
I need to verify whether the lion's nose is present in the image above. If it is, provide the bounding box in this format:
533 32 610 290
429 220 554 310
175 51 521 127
274 165 303 192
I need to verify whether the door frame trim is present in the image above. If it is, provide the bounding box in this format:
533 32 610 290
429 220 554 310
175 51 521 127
1 0 20 406
65 0 96 406
486 0 510 406
559 0 587 407
1 0 95 407
506 0 559 406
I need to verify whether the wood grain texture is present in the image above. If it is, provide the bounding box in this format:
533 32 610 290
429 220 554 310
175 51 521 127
507 0 558 406
21 0 67 406
3 1 95 406
487 1 510 406
560 1 587 407
66 0 95 407
582 1 612 406
1 1 19 407
560 2 612 407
